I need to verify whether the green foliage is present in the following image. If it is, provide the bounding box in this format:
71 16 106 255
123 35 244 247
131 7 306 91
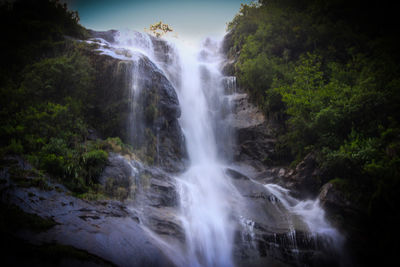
4 139 24 155
228 0 400 165
77 189 108 201
101 137 137 160
228 1 400 261
39 138 70 177
0 0 88 82
0 1 107 195
35 138 108 191
20 52 93 106
82 149 108 184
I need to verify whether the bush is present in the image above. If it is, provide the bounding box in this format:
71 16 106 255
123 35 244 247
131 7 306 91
82 149 108 185
5 139 24 155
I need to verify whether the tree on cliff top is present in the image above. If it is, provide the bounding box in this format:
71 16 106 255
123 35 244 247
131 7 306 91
146 21 173 38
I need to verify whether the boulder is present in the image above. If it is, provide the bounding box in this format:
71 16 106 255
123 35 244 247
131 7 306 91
99 153 180 207
318 182 369 266
99 153 134 186
319 183 351 215
99 153 139 200
281 153 322 199
318 182 365 230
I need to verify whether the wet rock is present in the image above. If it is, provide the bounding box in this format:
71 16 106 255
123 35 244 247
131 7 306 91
281 153 322 199
151 37 174 64
225 168 250 180
318 182 364 228
230 93 266 129
147 178 178 207
99 153 138 200
0 180 174 267
221 76 237 95
150 36 181 88
119 164 185 247
229 93 277 170
221 60 235 76
99 152 181 207
126 55 187 173
318 182 370 266
235 217 341 267
99 153 134 186
128 56 180 124
319 183 349 214
156 117 188 173
88 29 118 43
226 164 342 266
85 48 187 173
145 170 178 207
145 207 185 242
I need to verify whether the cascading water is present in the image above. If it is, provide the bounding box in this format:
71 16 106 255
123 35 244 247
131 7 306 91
87 30 344 267
173 38 241 267
265 184 345 254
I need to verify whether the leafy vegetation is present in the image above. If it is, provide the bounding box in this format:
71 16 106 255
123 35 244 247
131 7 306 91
227 0 400 264
0 0 112 194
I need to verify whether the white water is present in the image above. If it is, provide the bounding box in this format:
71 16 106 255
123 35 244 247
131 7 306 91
173 39 240 267
170 38 344 265
265 183 344 251
87 30 344 267
92 31 241 266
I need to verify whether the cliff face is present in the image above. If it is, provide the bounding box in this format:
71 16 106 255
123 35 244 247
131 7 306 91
86 50 132 141
83 31 187 173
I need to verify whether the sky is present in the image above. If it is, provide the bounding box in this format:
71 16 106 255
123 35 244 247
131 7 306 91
65 0 251 43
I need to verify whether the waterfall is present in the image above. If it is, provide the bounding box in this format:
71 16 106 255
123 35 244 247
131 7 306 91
171 37 344 266
173 38 240 267
87 30 344 267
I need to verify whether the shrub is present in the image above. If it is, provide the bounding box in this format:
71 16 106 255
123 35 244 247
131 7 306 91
81 149 108 185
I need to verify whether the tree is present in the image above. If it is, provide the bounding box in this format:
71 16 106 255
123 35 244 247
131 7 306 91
147 21 173 38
